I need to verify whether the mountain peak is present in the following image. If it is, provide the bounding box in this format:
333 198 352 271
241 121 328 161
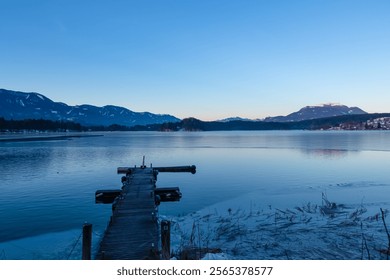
216 116 256 122
265 104 367 122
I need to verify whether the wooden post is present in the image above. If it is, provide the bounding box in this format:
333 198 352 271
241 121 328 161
161 220 171 260
82 223 92 260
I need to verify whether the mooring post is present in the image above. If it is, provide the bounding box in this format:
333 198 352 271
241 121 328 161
82 223 92 260
161 220 171 260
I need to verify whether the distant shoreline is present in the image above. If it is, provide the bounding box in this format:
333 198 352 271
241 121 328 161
0 133 103 143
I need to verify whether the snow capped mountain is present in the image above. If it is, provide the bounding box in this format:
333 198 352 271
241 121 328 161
217 117 258 122
264 103 367 122
0 89 180 126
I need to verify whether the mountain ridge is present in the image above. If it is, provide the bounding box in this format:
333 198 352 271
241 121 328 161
0 89 180 127
264 103 367 122
0 88 372 127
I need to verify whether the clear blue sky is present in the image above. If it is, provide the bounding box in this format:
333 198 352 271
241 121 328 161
1 0 389 120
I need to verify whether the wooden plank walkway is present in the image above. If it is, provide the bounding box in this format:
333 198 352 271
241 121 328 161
95 167 159 260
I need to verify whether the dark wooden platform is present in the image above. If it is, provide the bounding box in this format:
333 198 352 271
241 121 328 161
95 164 196 260
95 167 159 260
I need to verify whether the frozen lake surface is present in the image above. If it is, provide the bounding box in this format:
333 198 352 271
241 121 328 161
1 131 390 259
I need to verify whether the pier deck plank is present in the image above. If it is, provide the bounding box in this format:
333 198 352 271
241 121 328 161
96 168 159 259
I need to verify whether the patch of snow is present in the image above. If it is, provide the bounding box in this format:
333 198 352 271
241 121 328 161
168 188 390 260
202 253 230 260
51 111 58 114
36 94 44 100
26 94 30 99
317 103 341 107
19 100 25 107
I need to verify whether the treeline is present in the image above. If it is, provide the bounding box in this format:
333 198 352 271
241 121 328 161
88 124 133 131
0 117 137 132
0 117 84 132
2 113 390 132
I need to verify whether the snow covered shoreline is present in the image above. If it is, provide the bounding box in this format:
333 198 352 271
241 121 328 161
167 188 390 260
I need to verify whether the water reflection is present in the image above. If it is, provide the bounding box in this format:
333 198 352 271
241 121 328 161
0 147 54 180
300 148 352 159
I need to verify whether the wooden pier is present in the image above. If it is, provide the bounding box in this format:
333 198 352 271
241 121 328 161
95 164 195 260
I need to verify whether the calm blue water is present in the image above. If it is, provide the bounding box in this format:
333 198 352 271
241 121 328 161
1 130 390 258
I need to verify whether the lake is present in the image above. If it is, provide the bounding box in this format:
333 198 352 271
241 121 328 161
1 130 390 259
